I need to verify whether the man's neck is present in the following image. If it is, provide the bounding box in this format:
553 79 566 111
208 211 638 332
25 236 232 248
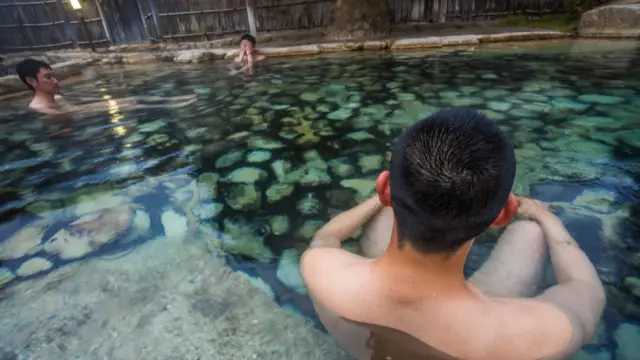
32 91 56 105
373 228 475 297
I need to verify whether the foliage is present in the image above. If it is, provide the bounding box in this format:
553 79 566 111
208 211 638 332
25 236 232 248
569 0 609 15
498 14 580 32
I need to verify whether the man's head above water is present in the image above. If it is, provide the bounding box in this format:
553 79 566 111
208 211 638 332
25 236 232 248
376 108 518 254
16 59 58 94
240 34 256 46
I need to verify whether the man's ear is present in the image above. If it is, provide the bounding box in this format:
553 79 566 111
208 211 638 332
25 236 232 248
26 76 38 88
376 170 391 206
491 193 518 228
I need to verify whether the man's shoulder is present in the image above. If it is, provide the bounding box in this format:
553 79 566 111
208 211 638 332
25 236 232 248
300 248 372 314
487 297 576 358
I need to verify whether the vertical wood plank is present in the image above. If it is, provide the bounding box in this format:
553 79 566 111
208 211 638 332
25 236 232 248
14 2 38 48
94 0 113 44
438 0 448 22
245 0 257 36
148 0 162 39
133 0 151 40
55 0 77 47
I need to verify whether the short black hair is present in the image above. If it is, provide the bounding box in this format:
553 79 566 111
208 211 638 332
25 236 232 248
16 58 51 91
389 108 516 254
240 34 256 46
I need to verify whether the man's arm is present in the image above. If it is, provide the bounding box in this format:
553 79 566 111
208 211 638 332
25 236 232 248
309 196 384 249
233 47 247 64
521 198 606 348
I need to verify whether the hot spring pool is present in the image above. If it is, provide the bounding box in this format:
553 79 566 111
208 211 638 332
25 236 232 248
0 38 638 359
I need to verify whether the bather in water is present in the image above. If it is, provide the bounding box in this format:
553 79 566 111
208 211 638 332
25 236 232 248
301 108 606 360
15 59 197 117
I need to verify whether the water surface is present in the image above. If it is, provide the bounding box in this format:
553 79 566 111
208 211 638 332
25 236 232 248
0 38 639 360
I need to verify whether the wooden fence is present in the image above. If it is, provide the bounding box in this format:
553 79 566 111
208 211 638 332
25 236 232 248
391 0 569 23
0 0 578 53
0 0 110 51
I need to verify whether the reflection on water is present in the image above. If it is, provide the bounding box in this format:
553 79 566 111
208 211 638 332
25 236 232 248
0 39 639 359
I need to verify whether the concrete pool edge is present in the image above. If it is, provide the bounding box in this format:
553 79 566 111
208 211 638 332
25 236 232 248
0 31 569 96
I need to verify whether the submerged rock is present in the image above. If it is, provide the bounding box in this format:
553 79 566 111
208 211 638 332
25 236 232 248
358 155 384 173
215 150 245 168
162 209 189 241
449 97 484 107
623 277 640 298
16 257 53 277
270 215 290 236
566 140 611 156
266 184 295 203
271 160 292 182
247 136 284 149
138 120 167 133
329 158 355 178
573 189 617 214
192 202 224 220
0 268 15 288
617 129 640 149
346 131 375 141
300 92 322 102
327 108 353 121
225 167 268 184
246 150 272 163
297 193 322 216
297 220 324 239
482 89 510 98
0 220 49 260
44 205 135 260
220 218 273 263
225 184 261 211
341 179 376 202
277 249 306 294
198 173 219 199
578 94 625 105
571 116 620 129
614 322 640 360
487 101 512 112
552 98 589 112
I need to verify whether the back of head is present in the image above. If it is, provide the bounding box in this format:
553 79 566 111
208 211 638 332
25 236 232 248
389 108 516 254
240 34 256 46
16 58 51 91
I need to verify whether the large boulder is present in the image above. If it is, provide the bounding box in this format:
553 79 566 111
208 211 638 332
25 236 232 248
0 75 25 95
579 4 640 37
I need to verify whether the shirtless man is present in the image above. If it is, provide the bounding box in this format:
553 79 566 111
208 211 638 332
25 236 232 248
301 108 606 360
16 58 196 116
231 34 266 76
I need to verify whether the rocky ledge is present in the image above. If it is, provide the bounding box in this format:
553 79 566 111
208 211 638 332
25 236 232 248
0 233 349 360
579 4 640 37
0 31 568 96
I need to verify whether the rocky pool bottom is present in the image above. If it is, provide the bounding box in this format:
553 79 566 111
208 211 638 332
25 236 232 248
0 39 639 359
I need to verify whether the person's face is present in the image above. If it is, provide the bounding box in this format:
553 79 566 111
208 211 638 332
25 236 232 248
28 67 59 94
241 39 254 53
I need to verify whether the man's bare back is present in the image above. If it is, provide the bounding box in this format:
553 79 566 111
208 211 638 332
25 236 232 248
301 109 605 360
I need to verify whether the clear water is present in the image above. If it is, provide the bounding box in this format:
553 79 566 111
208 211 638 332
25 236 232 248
0 39 638 359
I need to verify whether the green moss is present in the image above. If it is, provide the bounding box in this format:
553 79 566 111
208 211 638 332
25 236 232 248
498 14 580 32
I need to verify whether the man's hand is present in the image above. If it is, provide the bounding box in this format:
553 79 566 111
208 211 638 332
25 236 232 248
517 196 549 221
309 195 384 249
